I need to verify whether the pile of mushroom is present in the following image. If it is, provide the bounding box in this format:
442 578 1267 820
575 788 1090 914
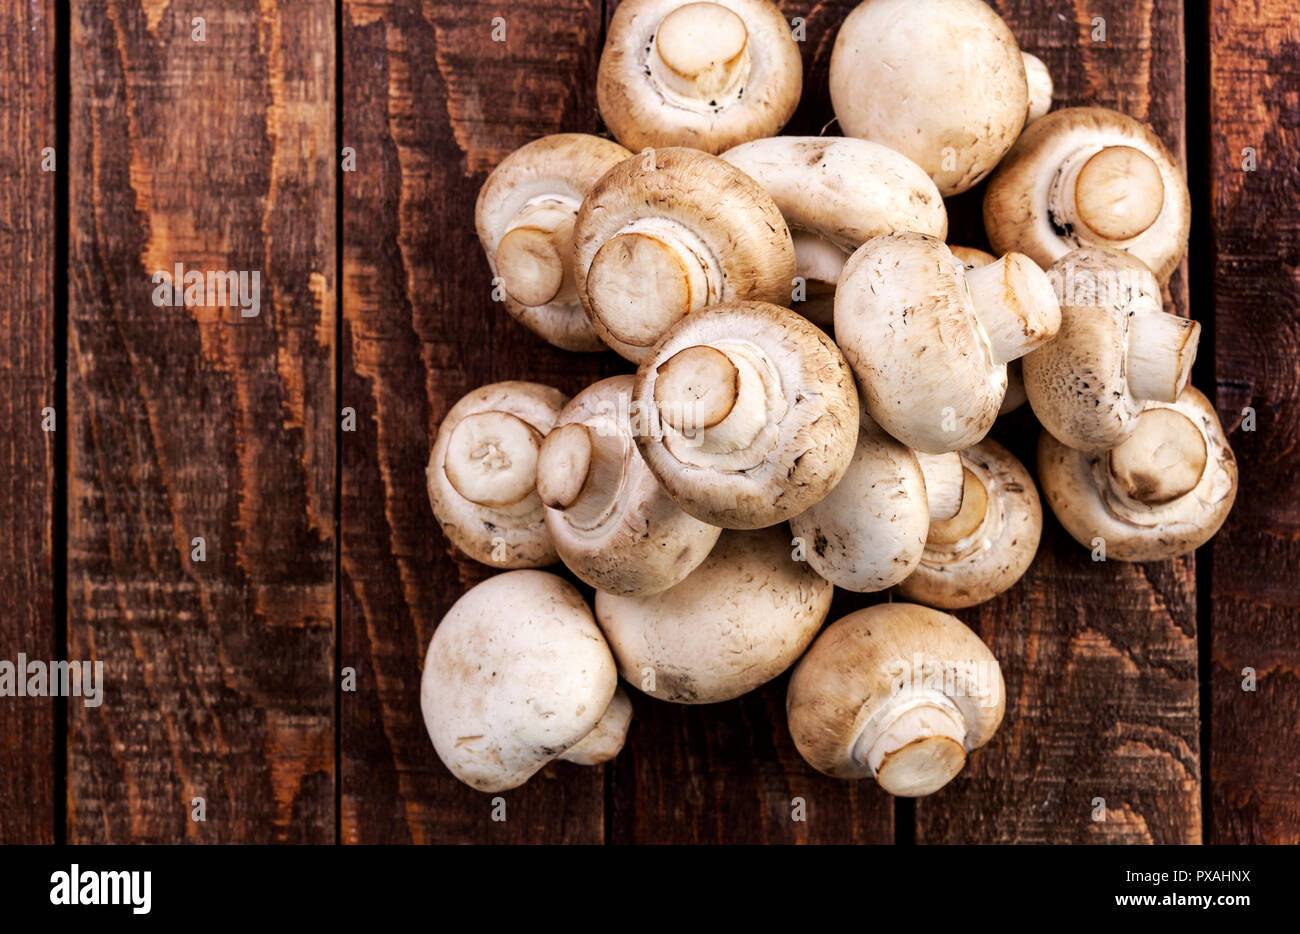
417 0 1237 802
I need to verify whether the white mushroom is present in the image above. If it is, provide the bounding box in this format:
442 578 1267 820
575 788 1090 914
537 375 721 596
948 246 1028 415
720 136 948 327
1038 385 1237 562
835 232 1060 453
595 526 832 703
476 134 633 351
1024 247 1200 452
1022 53 1053 123
786 602 1005 797
633 301 859 529
572 147 796 362
895 439 1042 609
829 0 1029 197
789 414 964 592
420 570 631 791
596 0 802 154
984 107 1192 284
427 381 568 567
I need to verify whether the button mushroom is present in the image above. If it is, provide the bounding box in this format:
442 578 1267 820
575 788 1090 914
789 414 964 592
595 526 832 703
719 136 948 327
427 381 568 567
835 232 1061 454
983 107 1192 284
596 0 802 155
1024 247 1200 452
1038 385 1237 562
536 375 721 596
476 134 633 351
420 570 632 792
949 246 1028 415
572 146 796 362
787 602 1005 797
632 300 859 529
829 0 1029 197
895 439 1042 609
1022 52 1053 123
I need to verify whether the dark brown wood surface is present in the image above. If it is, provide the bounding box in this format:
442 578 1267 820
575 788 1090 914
0 0 56 845
66 0 336 843
1208 0 1300 845
0 0 1294 845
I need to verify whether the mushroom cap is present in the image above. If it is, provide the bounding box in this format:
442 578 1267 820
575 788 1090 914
1024 247 1198 451
541 375 722 596
983 107 1192 284
786 602 1005 794
572 147 796 362
633 301 859 529
420 570 620 792
789 414 931 592
895 438 1042 608
596 0 802 154
427 381 568 567
595 526 833 703
829 0 1028 197
836 232 1051 453
476 134 633 351
721 136 948 326
1037 385 1237 562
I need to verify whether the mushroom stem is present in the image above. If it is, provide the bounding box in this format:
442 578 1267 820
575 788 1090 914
1108 407 1208 505
965 252 1062 365
585 222 716 347
927 468 989 545
649 2 750 108
557 686 634 766
497 200 579 307
1022 53 1052 123
444 411 542 508
1127 312 1199 403
654 344 771 453
916 451 964 522
1060 145 1166 242
537 420 629 528
853 692 968 798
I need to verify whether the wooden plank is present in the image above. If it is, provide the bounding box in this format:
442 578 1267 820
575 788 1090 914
597 0 892 845
0 0 56 845
1208 0 1300 845
67 1 336 843
916 0 1201 843
340 0 616 844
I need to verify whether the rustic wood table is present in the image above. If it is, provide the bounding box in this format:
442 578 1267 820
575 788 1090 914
0 0 1295 845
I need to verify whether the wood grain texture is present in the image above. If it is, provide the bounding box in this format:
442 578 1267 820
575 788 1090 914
340 0 619 844
0 0 56 845
1208 0 1300 844
916 0 1201 843
67 0 336 843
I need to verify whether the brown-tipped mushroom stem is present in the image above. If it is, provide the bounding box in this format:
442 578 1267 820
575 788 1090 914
536 422 594 510
443 411 542 508
556 685 634 765
1127 313 1199 403
585 226 716 347
927 468 990 545
654 344 773 453
1063 145 1166 242
1023 53 1052 122
915 451 965 522
964 252 1063 365
852 695 969 798
1108 407 1208 505
650 2 750 106
495 200 580 307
